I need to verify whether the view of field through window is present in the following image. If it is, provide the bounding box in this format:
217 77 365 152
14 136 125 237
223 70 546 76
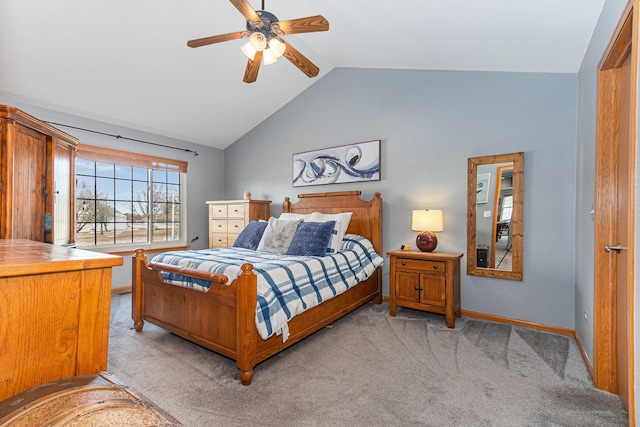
75 159 181 246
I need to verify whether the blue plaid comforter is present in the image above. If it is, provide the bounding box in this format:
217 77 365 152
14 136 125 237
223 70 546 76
151 234 383 341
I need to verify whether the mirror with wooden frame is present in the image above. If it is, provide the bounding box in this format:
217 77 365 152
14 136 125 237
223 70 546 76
467 152 524 280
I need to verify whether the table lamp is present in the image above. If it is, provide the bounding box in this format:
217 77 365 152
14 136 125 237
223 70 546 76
412 209 444 252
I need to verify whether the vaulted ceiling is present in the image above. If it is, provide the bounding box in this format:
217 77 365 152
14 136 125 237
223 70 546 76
0 1 606 149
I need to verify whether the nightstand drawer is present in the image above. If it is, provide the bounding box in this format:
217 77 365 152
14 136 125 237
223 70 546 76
396 259 446 273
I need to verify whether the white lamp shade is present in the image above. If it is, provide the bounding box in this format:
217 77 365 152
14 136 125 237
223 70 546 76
269 38 286 58
412 210 444 232
240 41 256 60
263 48 278 65
249 32 267 51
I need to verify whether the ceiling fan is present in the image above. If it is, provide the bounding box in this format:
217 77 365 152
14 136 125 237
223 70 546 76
187 0 329 83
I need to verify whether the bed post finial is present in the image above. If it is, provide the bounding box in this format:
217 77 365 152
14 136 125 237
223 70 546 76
283 196 291 213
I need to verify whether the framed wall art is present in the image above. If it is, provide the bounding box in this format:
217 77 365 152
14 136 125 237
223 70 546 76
476 172 491 204
292 140 381 187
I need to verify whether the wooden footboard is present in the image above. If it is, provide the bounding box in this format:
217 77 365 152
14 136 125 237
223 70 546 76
131 190 383 385
132 249 259 385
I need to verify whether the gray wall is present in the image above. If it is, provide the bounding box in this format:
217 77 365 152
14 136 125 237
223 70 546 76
0 97 226 287
573 0 629 366
225 67 579 329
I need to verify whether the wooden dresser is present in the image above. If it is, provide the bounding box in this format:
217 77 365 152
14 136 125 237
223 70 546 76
206 199 271 248
0 239 123 401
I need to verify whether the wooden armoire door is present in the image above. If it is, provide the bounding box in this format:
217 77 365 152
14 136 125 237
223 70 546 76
11 124 48 241
0 105 79 244
53 140 76 245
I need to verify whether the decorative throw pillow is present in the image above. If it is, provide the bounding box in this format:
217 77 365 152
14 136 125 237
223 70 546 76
286 221 336 257
309 212 353 253
233 220 268 250
256 217 303 254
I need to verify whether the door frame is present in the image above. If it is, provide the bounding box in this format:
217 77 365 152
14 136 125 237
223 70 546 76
594 0 637 420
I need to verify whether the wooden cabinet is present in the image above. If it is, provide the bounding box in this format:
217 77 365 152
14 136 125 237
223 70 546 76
0 239 123 401
388 250 463 328
206 199 271 248
0 105 78 245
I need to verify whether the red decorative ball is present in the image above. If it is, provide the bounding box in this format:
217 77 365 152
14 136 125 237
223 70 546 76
416 231 438 252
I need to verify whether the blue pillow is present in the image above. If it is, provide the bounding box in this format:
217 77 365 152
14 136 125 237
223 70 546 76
233 221 268 250
286 221 336 257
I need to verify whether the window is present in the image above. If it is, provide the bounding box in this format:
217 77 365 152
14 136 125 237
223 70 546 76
500 195 513 222
75 145 187 249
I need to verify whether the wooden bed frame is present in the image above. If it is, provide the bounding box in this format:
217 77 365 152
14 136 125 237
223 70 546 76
132 190 382 385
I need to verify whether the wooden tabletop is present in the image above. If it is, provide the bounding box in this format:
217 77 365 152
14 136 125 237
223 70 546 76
386 250 464 260
0 239 123 277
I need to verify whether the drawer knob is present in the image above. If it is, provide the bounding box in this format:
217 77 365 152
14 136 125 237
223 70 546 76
401 261 407 266
432 264 439 269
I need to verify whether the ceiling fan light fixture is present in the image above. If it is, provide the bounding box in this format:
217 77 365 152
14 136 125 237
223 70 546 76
187 0 329 82
268 38 286 58
249 31 267 51
263 47 278 65
240 41 257 60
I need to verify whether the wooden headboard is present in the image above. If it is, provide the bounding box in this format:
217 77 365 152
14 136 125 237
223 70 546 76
282 191 382 254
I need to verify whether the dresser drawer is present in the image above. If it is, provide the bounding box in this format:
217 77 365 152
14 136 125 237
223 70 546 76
211 219 229 233
228 219 245 234
210 233 228 247
227 204 245 218
395 258 446 273
228 233 240 246
210 205 228 218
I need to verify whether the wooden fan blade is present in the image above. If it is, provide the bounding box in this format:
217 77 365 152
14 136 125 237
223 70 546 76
229 0 263 23
187 31 248 48
243 50 263 83
273 15 329 35
282 42 319 78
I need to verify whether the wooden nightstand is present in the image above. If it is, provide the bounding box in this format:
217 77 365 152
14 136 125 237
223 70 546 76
387 250 463 328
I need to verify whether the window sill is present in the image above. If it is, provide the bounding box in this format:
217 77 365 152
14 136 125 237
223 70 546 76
76 243 189 257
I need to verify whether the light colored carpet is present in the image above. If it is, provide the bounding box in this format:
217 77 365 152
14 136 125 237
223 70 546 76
108 293 628 427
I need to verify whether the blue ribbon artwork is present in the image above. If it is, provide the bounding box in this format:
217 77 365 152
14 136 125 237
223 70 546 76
293 140 380 187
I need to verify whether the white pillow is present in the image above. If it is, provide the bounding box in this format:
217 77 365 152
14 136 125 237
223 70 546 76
256 217 303 254
309 212 353 254
279 212 312 222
